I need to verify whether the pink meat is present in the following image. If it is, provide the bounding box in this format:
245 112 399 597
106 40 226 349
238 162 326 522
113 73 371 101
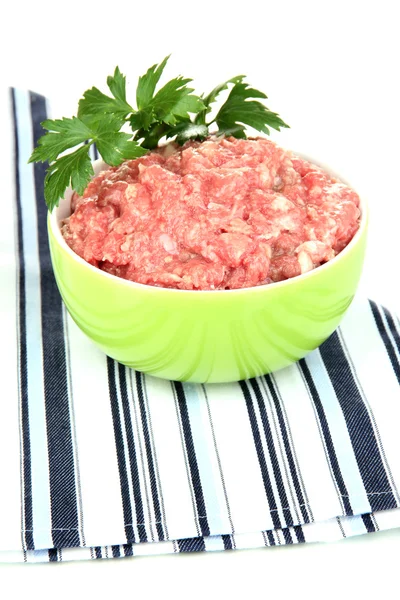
61 137 361 290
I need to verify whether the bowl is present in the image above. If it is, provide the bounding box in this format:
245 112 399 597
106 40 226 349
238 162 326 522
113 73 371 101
48 157 368 383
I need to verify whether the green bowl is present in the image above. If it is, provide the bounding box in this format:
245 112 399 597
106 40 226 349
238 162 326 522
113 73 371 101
48 158 368 383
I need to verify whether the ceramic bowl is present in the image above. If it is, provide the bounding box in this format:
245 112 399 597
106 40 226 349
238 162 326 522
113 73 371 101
48 158 368 383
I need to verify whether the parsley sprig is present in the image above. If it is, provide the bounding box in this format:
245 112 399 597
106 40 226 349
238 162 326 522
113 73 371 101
29 56 289 211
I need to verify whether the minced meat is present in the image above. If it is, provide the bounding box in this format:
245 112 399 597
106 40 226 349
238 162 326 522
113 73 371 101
61 137 361 290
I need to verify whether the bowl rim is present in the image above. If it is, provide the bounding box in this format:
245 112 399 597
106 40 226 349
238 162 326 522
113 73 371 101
48 154 368 296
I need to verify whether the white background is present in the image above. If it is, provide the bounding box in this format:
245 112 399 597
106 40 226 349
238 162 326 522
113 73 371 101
1 0 399 596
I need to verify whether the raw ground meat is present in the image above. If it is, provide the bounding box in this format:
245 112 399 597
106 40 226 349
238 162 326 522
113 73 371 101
61 137 361 290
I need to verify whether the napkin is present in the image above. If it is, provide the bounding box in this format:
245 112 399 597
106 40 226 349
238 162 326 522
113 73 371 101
1 88 400 563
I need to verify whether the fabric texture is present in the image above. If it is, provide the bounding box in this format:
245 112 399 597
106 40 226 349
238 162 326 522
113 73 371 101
1 88 400 563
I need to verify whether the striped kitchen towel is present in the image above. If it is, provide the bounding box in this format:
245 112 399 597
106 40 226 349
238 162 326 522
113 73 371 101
1 88 400 563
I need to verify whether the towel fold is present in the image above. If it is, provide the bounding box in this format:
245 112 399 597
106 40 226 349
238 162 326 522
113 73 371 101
1 88 399 563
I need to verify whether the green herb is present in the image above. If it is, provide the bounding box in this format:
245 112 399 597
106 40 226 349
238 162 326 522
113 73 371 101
29 56 289 211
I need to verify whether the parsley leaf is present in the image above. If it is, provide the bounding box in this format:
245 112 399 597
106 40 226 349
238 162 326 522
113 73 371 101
129 106 155 132
78 66 133 120
95 130 147 166
130 65 205 138
89 114 147 165
195 75 244 124
150 77 205 125
215 81 289 137
43 146 93 211
29 113 145 209
29 117 92 163
136 55 170 110
107 66 128 104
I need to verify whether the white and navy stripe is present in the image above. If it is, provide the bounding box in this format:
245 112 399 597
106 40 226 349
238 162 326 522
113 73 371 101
11 88 34 551
12 89 81 550
173 381 211 537
262 375 313 524
320 331 398 512
31 93 81 549
133 371 169 541
299 359 353 515
4 85 400 562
